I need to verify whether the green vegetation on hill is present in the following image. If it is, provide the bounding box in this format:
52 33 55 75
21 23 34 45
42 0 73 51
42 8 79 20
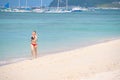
49 0 120 7
98 2 120 8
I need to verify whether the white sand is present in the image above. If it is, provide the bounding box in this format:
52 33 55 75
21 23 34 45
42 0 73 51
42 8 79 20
0 39 120 80
82 70 120 80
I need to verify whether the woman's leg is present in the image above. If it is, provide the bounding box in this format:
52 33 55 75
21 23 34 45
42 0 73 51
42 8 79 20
31 44 35 58
34 46 37 58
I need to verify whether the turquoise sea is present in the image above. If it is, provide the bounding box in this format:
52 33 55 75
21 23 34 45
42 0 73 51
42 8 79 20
0 9 120 65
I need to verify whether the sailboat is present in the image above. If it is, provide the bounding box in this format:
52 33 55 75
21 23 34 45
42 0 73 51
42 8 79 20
71 7 88 12
32 0 45 13
46 0 71 13
13 0 31 12
1 3 12 12
63 0 71 13
45 0 60 13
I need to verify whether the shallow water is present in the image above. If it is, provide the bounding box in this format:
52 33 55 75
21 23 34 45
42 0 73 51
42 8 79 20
0 9 120 64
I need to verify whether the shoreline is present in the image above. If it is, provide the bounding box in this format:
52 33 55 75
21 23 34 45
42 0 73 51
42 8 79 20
0 37 120 66
0 38 120 80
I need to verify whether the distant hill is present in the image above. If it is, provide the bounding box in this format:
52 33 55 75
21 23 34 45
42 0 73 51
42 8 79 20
49 0 120 7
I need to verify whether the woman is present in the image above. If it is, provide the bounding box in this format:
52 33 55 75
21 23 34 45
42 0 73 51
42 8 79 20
31 31 38 58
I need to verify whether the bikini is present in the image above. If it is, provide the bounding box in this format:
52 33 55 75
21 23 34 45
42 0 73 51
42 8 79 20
32 43 37 47
31 36 37 47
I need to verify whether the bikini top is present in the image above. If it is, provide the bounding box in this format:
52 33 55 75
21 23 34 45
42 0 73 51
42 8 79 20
31 36 35 40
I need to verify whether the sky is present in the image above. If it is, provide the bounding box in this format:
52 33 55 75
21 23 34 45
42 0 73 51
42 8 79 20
0 0 53 7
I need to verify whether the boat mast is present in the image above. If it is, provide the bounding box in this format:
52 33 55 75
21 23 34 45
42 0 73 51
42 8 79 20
19 0 21 8
40 0 42 8
26 0 28 8
57 0 60 10
66 0 68 10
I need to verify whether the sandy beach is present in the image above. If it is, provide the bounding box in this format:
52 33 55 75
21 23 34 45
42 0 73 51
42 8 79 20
0 39 120 80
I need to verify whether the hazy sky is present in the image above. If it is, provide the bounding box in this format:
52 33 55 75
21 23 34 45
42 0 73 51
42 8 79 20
0 0 53 7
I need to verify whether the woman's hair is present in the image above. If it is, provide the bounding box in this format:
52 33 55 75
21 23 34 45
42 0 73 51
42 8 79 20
33 31 36 33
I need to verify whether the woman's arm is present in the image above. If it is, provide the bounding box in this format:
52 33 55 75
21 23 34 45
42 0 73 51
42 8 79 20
33 35 37 42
